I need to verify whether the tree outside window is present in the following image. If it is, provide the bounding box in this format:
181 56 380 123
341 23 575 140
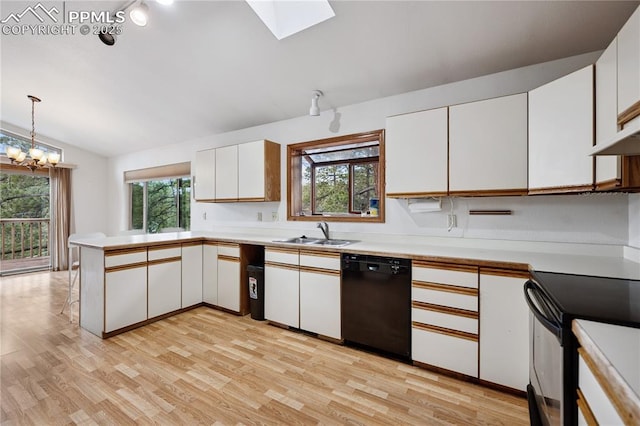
130 178 190 233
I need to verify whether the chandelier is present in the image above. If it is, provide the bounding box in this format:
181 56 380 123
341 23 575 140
6 95 60 171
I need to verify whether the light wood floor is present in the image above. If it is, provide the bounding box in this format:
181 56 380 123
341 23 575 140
0 271 529 425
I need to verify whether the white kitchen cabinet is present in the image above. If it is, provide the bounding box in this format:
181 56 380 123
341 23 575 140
299 251 341 339
449 93 528 195
479 269 529 391
104 250 148 333
182 243 203 308
529 65 594 193
264 248 299 328
202 242 218 305
194 148 215 201
385 107 448 197
238 140 281 202
578 352 624 425
411 261 479 377
617 6 640 131
217 243 241 312
215 145 239 201
148 252 182 319
595 38 624 190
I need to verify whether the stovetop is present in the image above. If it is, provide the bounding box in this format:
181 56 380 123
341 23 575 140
531 271 640 329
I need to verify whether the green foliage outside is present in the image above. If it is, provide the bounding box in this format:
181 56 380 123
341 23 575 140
0 172 50 259
131 178 191 233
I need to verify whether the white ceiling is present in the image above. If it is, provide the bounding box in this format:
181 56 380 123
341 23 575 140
1 0 638 158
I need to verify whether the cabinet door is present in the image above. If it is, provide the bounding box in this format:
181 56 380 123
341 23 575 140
202 244 218 305
299 269 340 339
385 107 448 196
105 266 147 332
618 6 640 130
194 148 215 201
217 257 240 312
595 38 623 188
215 145 238 201
449 93 528 195
148 260 182 318
479 271 529 391
264 264 299 328
412 327 478 377
238 140 265 201
181 244 203 308
529 65 594 193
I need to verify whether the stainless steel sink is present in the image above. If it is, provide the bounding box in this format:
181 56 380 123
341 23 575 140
273 236 323 244
272 237 356 247
309 239 355 247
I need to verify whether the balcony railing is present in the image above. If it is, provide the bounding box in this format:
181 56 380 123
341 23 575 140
1 218 50 274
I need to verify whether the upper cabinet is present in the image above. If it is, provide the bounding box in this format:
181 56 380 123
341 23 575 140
449 93 528 196
529 65 594 194
238 140 281 202
617 6 640 131
194 148 215 201
195 140 281 203
386 107 448 197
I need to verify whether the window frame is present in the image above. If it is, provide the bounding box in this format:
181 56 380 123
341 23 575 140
287 129 385 223
128 177 191 233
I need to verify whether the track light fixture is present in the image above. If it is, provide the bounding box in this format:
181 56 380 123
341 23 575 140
129 1 149 27
99 0 172 46
309 90 323 116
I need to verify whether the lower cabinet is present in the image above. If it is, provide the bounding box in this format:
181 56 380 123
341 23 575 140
148 245 182 319
479 269 530 391
264 248 300 328
577 350 624 425
299 251 341 339
105 264 147 333
217 243 241 312
202 242 218 305
411 261 479 377
182 243 203 308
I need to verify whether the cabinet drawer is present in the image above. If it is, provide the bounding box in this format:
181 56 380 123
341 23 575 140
299 251 340 270
218 244 240 258
412 285 478 312
105 249 147 268
148 245 181 261
265 248 299 266
412 263 478 288
412 307 478 334
412 327 478 377
578 352 623 425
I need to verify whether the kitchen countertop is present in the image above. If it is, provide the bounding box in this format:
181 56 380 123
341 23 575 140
73 231 640 280
573 319 640 424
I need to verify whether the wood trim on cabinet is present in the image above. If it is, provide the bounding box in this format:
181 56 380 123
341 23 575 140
104 261 148 273
622 156 640 189
105 247 147 256
203 241 218 247
217 254 240 263
264 140 281 202
218 242 239 249
387 191 449 198
576 388 598 426
618 100 640 127
299 265 340 276
266 247 300 256
595 178 622 191
412 281 478 296
413 260 478 274
212 198 238 203
237 197 266 202
299 250 341 259
412 321 478 342
147 256 181 266
265 261 299 272
479 267 530 279
528 184 594 195
449 188 528 197
181 241 203 248
148 243 182 251
412 301 478 319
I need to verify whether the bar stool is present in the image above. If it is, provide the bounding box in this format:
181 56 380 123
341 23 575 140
61 232 105 322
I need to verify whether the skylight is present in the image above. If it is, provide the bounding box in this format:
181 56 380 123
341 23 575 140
246 0 335 40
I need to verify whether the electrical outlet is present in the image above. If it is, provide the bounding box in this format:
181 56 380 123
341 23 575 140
447 214 457 229
272 211 278 221
257 212 263 222
202 212 207 220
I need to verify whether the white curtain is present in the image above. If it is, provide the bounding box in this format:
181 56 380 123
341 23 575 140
49 167 72 271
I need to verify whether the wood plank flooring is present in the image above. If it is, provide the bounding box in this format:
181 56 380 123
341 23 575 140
0 271 529 425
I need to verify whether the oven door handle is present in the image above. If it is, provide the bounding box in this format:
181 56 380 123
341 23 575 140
524 280 563 343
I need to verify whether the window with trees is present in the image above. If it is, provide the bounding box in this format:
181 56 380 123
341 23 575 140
288 130 385 222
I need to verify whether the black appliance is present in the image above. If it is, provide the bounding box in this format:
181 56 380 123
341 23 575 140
524 271 640 426
341 253 411 359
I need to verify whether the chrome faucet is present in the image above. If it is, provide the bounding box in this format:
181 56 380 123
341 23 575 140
317 222 330 240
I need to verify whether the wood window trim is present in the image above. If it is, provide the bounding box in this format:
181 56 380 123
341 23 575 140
287 130 386 223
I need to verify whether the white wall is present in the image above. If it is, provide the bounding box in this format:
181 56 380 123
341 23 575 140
2 121 108 235
107 51 632 246
630 194 640 249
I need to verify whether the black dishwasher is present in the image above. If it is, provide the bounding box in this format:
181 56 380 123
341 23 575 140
341 253 411 359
